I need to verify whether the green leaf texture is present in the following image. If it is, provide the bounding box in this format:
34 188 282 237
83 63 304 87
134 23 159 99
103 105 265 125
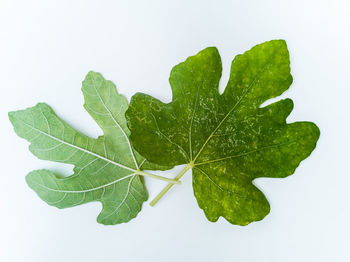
126 40 320 225
9 72 165 225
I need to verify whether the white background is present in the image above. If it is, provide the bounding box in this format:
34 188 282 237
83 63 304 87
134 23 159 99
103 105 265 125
0 0 349 261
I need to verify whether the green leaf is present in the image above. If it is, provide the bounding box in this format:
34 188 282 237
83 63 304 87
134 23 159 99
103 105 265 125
9 71 174 225
126 40 320 225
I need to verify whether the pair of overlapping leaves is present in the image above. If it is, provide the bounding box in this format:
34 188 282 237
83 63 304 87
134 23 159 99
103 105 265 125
9 40 319 225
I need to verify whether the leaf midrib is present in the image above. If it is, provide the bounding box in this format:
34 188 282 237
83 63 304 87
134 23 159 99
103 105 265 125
90 77 139 169
194 141 295 166
191 61 272 164
21 119 137 173
34 173 136 193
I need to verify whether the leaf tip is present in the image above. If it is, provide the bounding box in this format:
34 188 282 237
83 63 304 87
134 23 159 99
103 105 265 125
8 110 15 122
82 70 103 88
310 122 321 139
268 38 288 47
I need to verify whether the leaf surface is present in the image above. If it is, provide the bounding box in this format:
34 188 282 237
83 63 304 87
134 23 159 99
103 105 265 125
9 72 167 225
126 40 320 225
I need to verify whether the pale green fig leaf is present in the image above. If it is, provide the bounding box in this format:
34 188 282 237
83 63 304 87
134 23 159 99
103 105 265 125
9 71 170 225
126 40 320 225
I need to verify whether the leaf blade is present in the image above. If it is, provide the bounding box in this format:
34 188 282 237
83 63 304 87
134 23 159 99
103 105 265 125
9 72 156 225
127 40 320 225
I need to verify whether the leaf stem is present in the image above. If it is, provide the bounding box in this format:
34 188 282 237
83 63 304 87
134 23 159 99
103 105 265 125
136 170 181 184
149 162 193 206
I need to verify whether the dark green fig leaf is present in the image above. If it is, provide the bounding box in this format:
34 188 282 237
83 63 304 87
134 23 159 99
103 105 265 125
126 40 320 225
9 72 176 225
